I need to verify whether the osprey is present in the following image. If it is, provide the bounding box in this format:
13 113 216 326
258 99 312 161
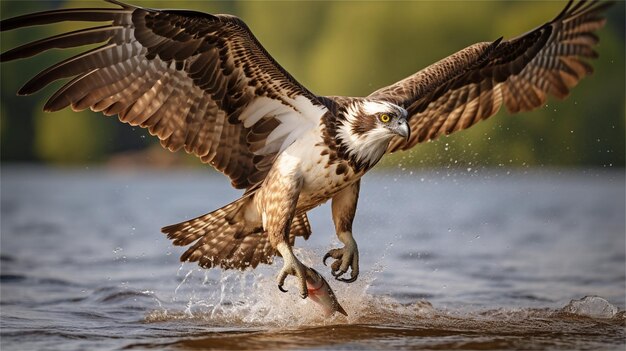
1 0 610 301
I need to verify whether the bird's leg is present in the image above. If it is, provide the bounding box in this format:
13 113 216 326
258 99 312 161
258 158 309 298
324 180 360 283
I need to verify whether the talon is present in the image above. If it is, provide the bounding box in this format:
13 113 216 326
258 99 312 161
332 269 345 278
278 285 288 293
323 252 331 266
339 274 358 283
324 234 360 284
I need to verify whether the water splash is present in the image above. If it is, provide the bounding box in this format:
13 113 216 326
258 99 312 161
561 296 619 319
144 248 396 327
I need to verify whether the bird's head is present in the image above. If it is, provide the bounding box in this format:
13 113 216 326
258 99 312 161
337 99 410 169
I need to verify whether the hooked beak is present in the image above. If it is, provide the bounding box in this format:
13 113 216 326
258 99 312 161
395 119 410 142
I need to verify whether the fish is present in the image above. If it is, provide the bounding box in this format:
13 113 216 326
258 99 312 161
305 267 348 317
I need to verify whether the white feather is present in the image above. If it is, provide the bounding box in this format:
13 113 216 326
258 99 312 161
267 112 299 144
243 95 327 155
361 100 400 116
239 97 282 128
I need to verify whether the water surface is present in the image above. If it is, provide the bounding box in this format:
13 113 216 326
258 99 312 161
1 166 624 350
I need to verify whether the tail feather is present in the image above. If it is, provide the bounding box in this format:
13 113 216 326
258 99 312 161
162 197 313 270
290 212 312 243
163 199 240 246
250 236 275 269
228 233 273 269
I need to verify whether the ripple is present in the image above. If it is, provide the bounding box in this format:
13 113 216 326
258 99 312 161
131 305 626 351
88 287 161 307
0 273 79 287
0 254 16 262
502 292 553 302
391 292 436 300
0 274 26 283
12 222 62 236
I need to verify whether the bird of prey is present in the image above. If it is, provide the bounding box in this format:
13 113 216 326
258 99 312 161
0 0 610 300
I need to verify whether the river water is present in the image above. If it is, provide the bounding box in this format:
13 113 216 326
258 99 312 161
1 166 624 350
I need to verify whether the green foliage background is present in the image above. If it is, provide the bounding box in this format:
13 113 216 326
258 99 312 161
1 0 624 168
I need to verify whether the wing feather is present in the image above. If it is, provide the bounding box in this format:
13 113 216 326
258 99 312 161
370 0 611 152
1 1 326 189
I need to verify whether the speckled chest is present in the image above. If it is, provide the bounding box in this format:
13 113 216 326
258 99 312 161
293 132 364 213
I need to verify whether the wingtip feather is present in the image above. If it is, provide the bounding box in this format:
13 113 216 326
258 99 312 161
0 8 131 32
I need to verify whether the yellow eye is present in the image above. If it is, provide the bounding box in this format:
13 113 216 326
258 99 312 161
379 114 390 123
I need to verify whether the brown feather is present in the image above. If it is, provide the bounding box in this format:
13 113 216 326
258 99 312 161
372 0 611 153
1 1 325 191
0 8 131 32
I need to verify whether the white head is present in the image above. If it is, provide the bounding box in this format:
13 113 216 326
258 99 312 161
336 100 410 169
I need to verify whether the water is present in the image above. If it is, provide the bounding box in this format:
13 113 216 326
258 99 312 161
1 166 624 350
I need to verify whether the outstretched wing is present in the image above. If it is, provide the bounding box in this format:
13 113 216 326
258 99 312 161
368 0 611 153
0 0 326 189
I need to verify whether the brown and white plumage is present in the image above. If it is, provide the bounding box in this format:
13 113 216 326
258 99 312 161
369 0 611 152
1 0 611 307
2 0 321 190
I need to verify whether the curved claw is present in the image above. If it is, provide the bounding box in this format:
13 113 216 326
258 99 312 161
323 252 332 266
278 284 288 293
338 274 358 283
330 271 346 280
